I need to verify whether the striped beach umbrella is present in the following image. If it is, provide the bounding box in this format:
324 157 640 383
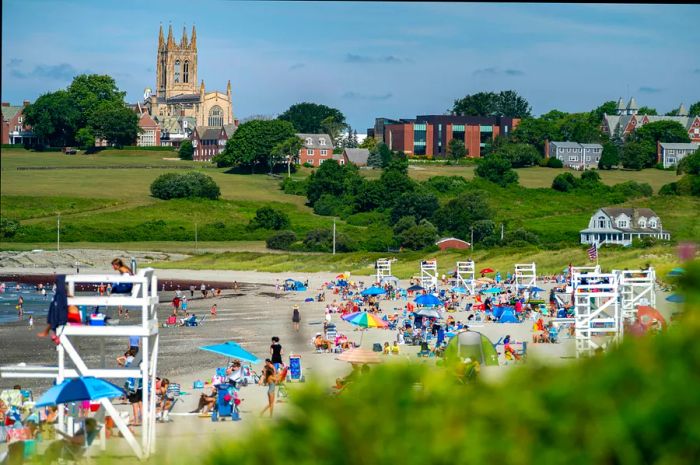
342 311 389 328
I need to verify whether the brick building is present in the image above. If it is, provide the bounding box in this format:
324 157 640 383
369 115 520 158
1 101 35 145
136 112 161 147
192 126 227 161
602 98 700 143
297 133 333 166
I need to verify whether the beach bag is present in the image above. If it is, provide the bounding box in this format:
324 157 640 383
111 283 133 294
193 380 204 389
372 343 383 352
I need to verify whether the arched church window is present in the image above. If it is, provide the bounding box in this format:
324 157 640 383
183 61 189 83
209 106 224 127
174 60 181 83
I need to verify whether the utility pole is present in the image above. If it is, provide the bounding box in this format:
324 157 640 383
195 222 198 252
470 227 474 252
501 223 504 241
333 219 336 255
57 213 61 252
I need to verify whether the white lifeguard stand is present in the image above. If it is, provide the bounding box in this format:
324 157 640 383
376 258 392 284
0 269 160 460
571 269 622 358
615 268 656 321
420 259 438 289
514 263 537 289
456 261 475 294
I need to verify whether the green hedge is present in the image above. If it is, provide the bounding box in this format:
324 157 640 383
1 144 27 149
119 146 175 151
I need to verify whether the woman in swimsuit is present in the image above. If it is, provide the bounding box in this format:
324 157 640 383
259 361 277 418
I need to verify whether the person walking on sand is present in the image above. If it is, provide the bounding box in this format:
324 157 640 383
200 283 207 298
17 295 24 317
292 305 301 332
259 361 277 418
270 337 284 371
28 315 34 329
189 284 195 298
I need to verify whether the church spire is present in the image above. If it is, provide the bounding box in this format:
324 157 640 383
181 25 188 48
200 80 205 97
158 24 164 49
167 23 174 49
190 25 197 49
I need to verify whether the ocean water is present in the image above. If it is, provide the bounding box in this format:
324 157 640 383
0 282 53 324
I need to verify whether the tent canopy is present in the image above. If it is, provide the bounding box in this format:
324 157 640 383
444 331 499 366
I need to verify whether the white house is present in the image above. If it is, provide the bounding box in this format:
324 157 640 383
580 208 670 247
658 142 699 168
547 141 603 170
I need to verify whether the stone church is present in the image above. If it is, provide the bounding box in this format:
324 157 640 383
145 24 235 130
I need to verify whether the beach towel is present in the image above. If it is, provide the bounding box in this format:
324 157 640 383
47 274 68 331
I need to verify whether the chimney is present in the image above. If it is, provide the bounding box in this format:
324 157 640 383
23 100 30 107
657 140 662 164
544 139 550 159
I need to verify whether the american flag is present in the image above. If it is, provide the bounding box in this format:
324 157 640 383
587 243 598 261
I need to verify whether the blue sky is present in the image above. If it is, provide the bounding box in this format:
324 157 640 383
2 1 699 130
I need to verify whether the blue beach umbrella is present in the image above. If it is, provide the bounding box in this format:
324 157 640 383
451 286 468 294
414 294 442 307
482 287 502 294
407 285 424 292
361 286 387 296
667 268 685 277
665 294 684 303
531 286 545 292
199 341 260 364
36 377 125 407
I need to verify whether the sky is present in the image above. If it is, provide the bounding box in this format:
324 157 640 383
2 1 699 131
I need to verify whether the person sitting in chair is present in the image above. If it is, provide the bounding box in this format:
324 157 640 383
313 333 333 352
40 418 98 464
191 383 217 414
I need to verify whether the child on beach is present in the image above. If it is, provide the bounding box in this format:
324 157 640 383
28 315 34 329
210 304 217 319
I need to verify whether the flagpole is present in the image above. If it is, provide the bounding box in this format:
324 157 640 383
596 241 599 267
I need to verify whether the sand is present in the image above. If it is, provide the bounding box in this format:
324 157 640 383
0 249 675 462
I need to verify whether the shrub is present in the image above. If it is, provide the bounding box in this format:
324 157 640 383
546 157 564 168
397 219 439 251
266 230 297 250
280 177 308 196
551 173 577 192
503 228 540 246
248 207 290 230
611 181 653 199
303 162 313 168
313 194 345 216
659 182 680 196
580 169 601 184
475 156 518 187
423 176 470 194
150 171 221 200
303 228 355 252
0 218 20 238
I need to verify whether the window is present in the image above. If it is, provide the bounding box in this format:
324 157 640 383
305 138 313 145
18 117 23 124
413 123 426 155
208 106 223 126
597 216 607 228
638 217 647 228
174 60 181 83
617 219 628 228
307 149 314 156
320 149 327 155
569 156 578 161
183 61 189 83
319 138 326 146
649 218 658 228
452 124 465 142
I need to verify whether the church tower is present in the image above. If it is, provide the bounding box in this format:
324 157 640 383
156 24 198 99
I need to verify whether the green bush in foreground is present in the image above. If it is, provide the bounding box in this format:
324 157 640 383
265 230 297 250
195 261 700 465
150 172 221 200
248 207 290 230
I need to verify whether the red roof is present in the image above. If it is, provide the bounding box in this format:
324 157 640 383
139 113 159 129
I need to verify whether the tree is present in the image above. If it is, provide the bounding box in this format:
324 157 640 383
306 159 361 206
320 115 347 148
88 100 140 147
433 191 493 241
248 207 291 230
22 91 80 146
213 119 296 171
359 136 377 151
630 120 690 169
179 140 194 160
75 127 95 150
354 180 386 211
452 90 531 118
511 117 559 152
366 148 383 169
447 138 467 161
67 74 126 128
620 141 654 170
398 220 439 251
390 190 439 223
491 143 541 168
689 101 700 116
278 102 346 134
546 158 563 168
475 156 518 187
266 231 297 250
270 136 304 176
556 113 602 143
638 106 658 115
541 109 568 121
590 101 618 122
598 142 619 170
677 149 700 175
580 169 602 186
665 109 680 116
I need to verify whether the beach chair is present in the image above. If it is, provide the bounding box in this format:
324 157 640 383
211 384 240 422
185 315 206 327
325 323 337 341
417 341 431 358
158 384 181 423
549 327 559 344
162 315 178 328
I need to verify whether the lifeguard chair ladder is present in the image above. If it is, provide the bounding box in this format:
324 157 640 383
514 263 537 290
420 259 438 289
376 259 392 284
614 268 655 321
456 261 475 294
572 270 622 358
0 268 160 460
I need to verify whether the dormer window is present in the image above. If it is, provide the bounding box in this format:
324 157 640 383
305 138 313 145
616 218 628 228
649 218 658 229
638 217 647 228
319 138 326 146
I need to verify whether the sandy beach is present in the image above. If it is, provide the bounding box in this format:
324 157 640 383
0 249 675 462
